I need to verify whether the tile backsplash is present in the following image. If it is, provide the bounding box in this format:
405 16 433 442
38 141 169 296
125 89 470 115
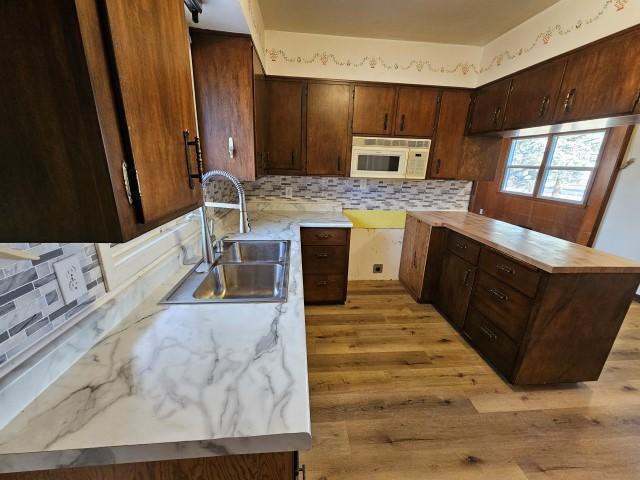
238 176 472 210
0 243 105 367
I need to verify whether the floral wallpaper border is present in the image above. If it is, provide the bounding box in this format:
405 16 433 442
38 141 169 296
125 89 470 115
265 0 630 76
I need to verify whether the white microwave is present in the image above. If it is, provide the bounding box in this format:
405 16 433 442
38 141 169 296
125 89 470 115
350 137 431 180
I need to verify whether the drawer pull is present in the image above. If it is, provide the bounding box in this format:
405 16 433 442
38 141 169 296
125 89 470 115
480 324 498 341
463 269 472 287
315 253 329 258
489 288 509 301
316 280 328 286
496 263 515 275
315 233 330 240
455 241 467 250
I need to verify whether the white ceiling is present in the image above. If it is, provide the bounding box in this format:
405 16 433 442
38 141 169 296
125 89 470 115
258 0 562 46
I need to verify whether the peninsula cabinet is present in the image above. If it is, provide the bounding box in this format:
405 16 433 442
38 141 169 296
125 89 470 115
0 452 301 480
467 78 512 134
190 30 267 181
552 27 640 123
0 0 201 242
264 79 306 175
306 83 353 176
400 212 640 385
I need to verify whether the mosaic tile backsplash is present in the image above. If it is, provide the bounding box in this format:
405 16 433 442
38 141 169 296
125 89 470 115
0 243 105 368
236 176 473 210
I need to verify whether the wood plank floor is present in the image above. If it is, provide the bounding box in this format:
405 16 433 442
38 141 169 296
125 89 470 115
301 281 640 480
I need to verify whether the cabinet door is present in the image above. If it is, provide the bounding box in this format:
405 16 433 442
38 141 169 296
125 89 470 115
467 78 512 134
265 80 305 174
435 252 475 329
399 216 430 298
190 32 256 180
430 90 471 178
553 28 640 123
394 87 440 137
352 85 397 135
306 83 352 176
502 58 566 130
102 0 201 224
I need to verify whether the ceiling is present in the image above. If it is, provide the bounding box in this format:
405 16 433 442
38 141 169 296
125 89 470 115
258 0 562 46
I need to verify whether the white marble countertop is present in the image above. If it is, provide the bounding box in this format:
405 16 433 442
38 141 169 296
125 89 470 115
0 209 352 473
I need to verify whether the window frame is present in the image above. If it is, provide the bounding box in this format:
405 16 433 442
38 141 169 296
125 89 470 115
499 129 609 206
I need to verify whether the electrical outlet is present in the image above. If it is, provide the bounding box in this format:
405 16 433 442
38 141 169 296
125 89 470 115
373 264 383 274
285 186 293 198
53 255 88 304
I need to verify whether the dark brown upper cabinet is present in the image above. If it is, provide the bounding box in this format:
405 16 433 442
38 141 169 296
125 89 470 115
429 90 472 179
394 87 441 137
468 78 512 134
352 85 397 135
502 58 567 130
264 79 306 175
553 28 640 123
190 30 266 181
306 83 353 176
253 50 268 178
0 0 201 242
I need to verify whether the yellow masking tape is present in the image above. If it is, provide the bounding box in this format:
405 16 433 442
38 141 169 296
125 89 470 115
343 210 406 229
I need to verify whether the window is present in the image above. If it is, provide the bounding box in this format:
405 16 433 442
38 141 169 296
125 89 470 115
501 130 607 204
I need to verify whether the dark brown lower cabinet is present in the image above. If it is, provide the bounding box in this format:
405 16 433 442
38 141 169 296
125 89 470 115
0 452 300 480
301 227 351 304
400 213 640 385
434 251 476 329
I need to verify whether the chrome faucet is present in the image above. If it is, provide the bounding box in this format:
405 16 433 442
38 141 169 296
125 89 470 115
198 170 251 270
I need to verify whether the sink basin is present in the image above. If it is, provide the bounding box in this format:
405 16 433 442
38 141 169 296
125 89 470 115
193 263 287 301
219 240 288 263
160 240 290 304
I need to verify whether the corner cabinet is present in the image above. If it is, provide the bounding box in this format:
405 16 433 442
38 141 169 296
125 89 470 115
190 30 267 181
467 78 512 134
1 0 202 242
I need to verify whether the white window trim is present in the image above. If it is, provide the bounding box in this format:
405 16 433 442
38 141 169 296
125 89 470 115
96 210 202 292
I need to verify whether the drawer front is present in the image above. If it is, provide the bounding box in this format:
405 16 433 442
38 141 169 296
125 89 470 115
463 308 519 377
301 228 348 246
302 245 347 274
304 274 346 303
471 271 531 342
479 248 541 298
447 231 481 265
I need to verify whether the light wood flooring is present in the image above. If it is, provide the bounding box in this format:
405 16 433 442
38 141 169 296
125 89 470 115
301 281 640 480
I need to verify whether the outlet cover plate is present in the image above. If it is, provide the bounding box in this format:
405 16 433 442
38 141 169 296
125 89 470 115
53 255 88 304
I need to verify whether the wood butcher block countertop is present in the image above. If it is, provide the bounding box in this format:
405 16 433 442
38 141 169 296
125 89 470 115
409 211 640 274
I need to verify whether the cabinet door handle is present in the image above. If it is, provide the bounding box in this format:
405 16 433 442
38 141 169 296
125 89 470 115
563 88 576 113
183 130 203 189
480 324 498 341
538 95 550 118
291 150 295 167
496 263 515 275
316 280 328 287
383 113 389 131
455 241 467 250
436 159 441 174
399 114 406 132
316 233 330 240
412 251 417 268
489 288 509 301
315 253 329 258
337 155 342 172
491 106 502 126
463 269 473 287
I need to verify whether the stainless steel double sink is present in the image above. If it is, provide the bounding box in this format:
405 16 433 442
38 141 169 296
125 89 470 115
161 240 290 304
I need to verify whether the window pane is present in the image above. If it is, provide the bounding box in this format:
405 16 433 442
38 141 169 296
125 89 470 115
508 137 548 167
549 131 606 168
502 167 539 195
540 169 593 202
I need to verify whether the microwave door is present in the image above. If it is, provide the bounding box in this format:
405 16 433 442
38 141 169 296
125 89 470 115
351 149 408 178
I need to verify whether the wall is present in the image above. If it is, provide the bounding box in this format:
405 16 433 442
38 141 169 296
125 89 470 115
263 30 481 87
0 244 105 368
477 0 640 84
239 0 266 65
242 175 472 210
594 126 640 294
